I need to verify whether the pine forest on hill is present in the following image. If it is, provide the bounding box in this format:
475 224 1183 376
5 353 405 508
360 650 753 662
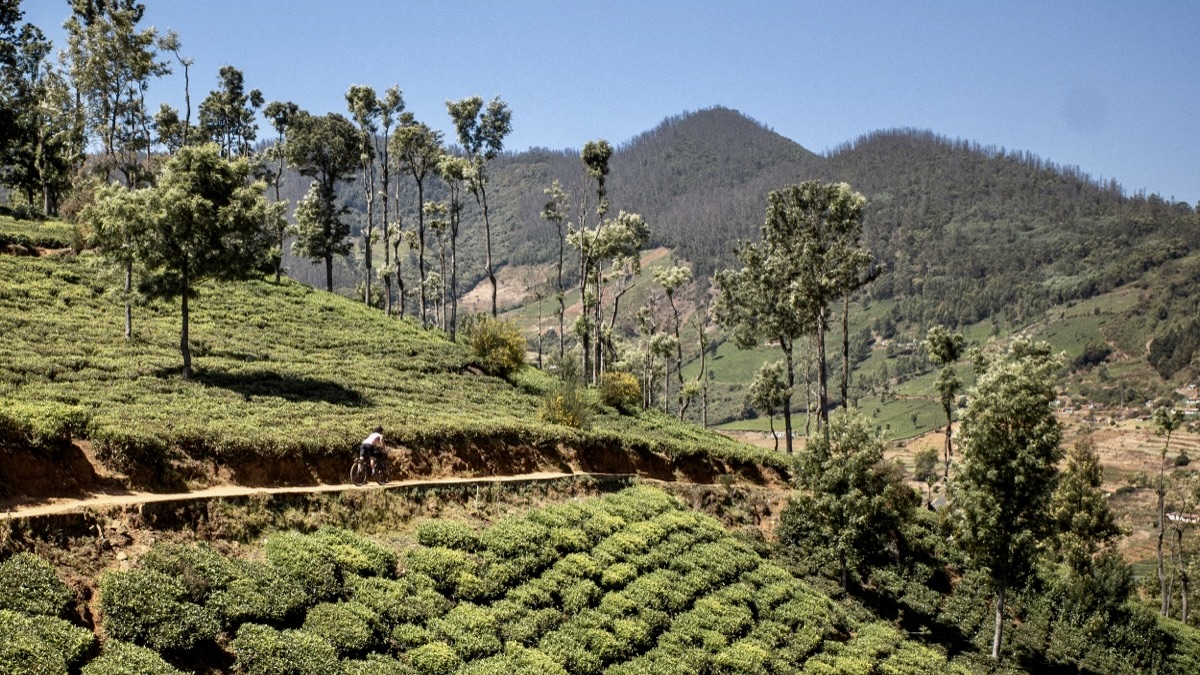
4 2 1200 673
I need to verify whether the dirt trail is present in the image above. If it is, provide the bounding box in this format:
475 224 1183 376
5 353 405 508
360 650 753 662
0 471 620 520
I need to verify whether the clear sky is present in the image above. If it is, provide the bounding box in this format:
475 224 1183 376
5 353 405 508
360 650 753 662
23 0 1200 205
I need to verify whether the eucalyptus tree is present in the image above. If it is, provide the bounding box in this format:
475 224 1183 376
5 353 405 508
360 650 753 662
391 114 443 323
654 264 692 418
64 0 169 186
715 181 869 451
198 65 262 158
435 155 471 339
376 86 404 315
424 200 450 329
1 9 78 214
133 143 269 379
570 139 612 382
951 339 1063 661
158 30 191 146
262 100 298 283
446 95 512 317
345 85 380 307
284 110 359 292
923 325 966 478
1153 403 1186 616
540 180 569 360
82 182 150 339
594 210 650 375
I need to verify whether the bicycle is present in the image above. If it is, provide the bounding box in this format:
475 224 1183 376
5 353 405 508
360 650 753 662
350 447 392 486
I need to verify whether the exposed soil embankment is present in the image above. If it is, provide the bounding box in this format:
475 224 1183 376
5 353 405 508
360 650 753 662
0 433 791 517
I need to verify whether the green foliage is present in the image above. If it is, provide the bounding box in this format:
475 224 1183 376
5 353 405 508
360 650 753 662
230 623 340 675
208 559 308 626
264 531 343 603
428 602 502 661
540 379 592 429
417 519 481 552
599 371 641 413
97 568 219 653
341 652 417 675
140 542 241 604
80 640 186 675
462 314 527 377
313 527 398 578
0 552 75 618
0 609 95 671
407 640 462 675
302 601 378 657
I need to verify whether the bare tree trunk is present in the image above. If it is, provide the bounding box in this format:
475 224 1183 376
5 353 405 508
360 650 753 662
992 582 1006 661
781 338 795 455
841 293 850 410
1159 456 1170 616
816 305 830 440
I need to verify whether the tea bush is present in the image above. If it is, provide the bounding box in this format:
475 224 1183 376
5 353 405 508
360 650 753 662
341 652 417 675
230 623 339 675
0 609 95 672
301 601 378 657
428 602 502 661
80 640 186 675
407 640 462 675
140 542 241 604
207 560 308 626
97 568 219 653
313 527 398 578
264 531 343 603
462 314 526 377
417 519 481 552
0 552 75 617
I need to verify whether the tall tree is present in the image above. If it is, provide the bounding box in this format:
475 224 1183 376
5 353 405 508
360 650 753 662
434 155 471 339
570 139 612 383
64 0 169 186
283 110 359 292
158 30 191 146
262 100 298 284
376 86 403 315
655 264 692 418
391 114 443 324
446 95 512 317
345 85 380 307
951 339 1063 661
82 182 150 338
133 143 269 378
923 325 966 479
715 182 870 451
540 180 569 360
1049 434 1122 574
197 65 262 158
1153 403 1186 616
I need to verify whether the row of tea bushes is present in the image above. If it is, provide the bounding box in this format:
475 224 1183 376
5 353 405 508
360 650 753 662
1 487 964 673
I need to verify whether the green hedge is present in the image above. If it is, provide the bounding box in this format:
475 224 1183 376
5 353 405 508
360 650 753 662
80 640 186 675
417 519 482 552
264 531 344 603
230 623 339 675
97 568 219 653
0 552 75 618
0 608 95 672
302 601 378 657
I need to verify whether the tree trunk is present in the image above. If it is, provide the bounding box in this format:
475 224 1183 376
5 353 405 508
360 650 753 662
325 254 334 293
769 414 777 453
449 222 459 339
944 398 954 480
124 261 133 340
180 272 192 379
781 338 795 455
992 582 1006 661
1159 457 1169 616
816 305 830 439
841 293 850 410
480 183 497 317
417 180 427 324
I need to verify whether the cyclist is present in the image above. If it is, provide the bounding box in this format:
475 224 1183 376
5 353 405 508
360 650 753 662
360 426 385 474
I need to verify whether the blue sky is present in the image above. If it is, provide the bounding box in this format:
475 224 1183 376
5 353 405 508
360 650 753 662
24 0 1200 205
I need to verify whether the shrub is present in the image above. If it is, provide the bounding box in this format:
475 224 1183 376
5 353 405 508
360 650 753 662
417 520 481 552
428 603 502 661
601 562 639 589
392 622 430 651
140 542 240 604
458 644 569 675
405 547 478 595
230 623 339 675
407 641 462 675
540 380 592 429
599 371 641 413
0 609 95 671
208 560 308 627
97 568 219 653
481 519 551 559
346 575 417 626
313 527 399 578
341 652 417 675
0 552 75 617
80 640 186 675
302 601 378 657
462 314 526 377
264 531 343 602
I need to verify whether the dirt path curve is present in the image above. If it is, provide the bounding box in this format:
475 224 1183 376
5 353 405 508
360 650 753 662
1 471 627 521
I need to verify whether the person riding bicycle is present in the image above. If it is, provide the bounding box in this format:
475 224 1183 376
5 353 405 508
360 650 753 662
360 426 385 473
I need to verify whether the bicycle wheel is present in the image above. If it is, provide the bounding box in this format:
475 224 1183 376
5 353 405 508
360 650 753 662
350 459 368 486
374 458 391 485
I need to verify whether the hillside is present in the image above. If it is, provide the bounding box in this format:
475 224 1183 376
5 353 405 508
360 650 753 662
0 222 789 505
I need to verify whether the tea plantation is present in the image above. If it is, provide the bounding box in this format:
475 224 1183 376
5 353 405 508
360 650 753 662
1 487 966 674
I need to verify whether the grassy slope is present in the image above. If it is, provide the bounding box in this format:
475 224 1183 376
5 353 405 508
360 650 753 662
0 217 786 481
